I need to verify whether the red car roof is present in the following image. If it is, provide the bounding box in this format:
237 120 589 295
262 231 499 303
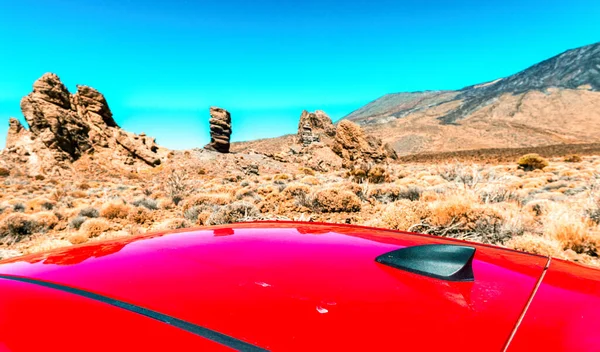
0 221 598 351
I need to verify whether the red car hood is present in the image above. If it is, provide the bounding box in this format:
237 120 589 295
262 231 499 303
0 222 549 351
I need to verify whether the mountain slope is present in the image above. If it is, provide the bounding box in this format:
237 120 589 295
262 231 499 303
345 42 600 125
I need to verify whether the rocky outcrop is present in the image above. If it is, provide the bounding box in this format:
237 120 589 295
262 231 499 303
297 110 335 144
332 120 397 167
2 73 163 175
205 107 231 153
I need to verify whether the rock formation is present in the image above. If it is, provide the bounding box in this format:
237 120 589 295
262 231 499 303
332 120 397 167
2 73 163 175
205 107 231 153
299 123 320 146
297 110 335 145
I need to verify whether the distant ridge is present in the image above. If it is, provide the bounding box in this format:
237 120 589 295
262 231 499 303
344 42 600 125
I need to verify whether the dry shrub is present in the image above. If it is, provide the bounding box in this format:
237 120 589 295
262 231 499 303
282 183 311 200
156 218 191 231
235 188 258 201
165 169 190 205
348 168 367 182
507 234 564 257
0 167 10 177
69 232 90 244
26 198 56 213
31 211 58 231
0 213 39 244
100 201 130 219
206 202 260 225
368 166 389 184
182 193 232 211
50 187 67 202
128 207 153 224
184 205 213 225
545 214 598 256
78 207 99 218
70 190 88 198
157 197 175 210
300 176 320 185
563 154 583 163
132 197 158 210
370 185 422 203
312 189 361 212
274 173 291 181
69 216 87 230
80 218 110 238
382 200 430 231
298 167 316 176
517 154 549 171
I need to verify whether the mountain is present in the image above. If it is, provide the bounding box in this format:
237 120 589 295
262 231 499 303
342 42 600 155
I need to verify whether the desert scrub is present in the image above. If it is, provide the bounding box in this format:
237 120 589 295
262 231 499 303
31 211 59 231
155 218 191 230
367 165 389 184
182 193 232 211
382 200 430 231
132 197 158 210
128 207 153 224
80 218 110 238
69 216 88 230
0 213 39 244
563 154 583 163
507 234 564 257
544 212 598 256
0 167 10 177
282 183 311 200
165 169 190 205
100 201 130 219
312 189 361 212
78 207 99 218
517 154 549 171
206 202 260 225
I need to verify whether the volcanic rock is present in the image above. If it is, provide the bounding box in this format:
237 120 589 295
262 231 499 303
205 107 231 153
332 120 397 166
297 110 335 145
2 73 163 175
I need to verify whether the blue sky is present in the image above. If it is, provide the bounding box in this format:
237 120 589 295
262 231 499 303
1 0 599 150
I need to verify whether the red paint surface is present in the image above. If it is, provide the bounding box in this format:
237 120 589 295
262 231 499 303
507 258 600 351
0 278 231 351
0 221 594 351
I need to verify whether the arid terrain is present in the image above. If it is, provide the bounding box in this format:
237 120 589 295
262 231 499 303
1 42 600 267
1 147 599 267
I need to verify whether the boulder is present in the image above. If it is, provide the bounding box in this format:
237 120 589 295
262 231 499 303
205 107 231 153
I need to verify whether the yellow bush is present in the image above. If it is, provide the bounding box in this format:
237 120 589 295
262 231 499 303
563 154 582 163
128 207 153 224
312 189 361 212
79 218 110 238
507 234 564 257
545 215 598 256
282 183 311 200
300 176 320 185
100 201 130 219
517 154 549 171
382 200 430 231
274 173 291 181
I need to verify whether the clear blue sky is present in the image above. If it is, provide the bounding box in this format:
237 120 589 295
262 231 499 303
1 0 599 150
